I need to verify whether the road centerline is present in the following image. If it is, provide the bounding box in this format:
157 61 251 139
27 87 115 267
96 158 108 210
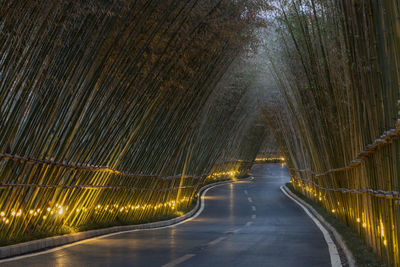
162 254 196 267
208 237 227 246
225 228 241 234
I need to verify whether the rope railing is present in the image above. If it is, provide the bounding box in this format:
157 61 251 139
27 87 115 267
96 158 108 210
293 177 400 203
289 101 400 205
0 152 252 183
289 136 400 202
0 154 253 194
0 152 208 180
0 157 249 240
290 101 400 177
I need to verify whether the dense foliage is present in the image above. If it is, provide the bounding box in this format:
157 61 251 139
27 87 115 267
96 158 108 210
0 0 269 241
265 0 400 265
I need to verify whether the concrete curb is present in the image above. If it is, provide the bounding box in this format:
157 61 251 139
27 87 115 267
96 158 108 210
0 178 252 260
282 185 356 267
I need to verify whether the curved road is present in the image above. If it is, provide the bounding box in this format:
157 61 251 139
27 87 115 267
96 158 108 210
3 164 331 267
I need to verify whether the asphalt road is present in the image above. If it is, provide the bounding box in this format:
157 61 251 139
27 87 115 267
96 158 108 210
3 164 331 267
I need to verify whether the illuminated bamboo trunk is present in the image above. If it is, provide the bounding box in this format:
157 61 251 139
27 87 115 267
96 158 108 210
0 0 268 243
266 0 400 265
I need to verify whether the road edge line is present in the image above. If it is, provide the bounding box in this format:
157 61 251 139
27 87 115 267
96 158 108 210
280 185 342 267
281 185 356 267
0 177 253 262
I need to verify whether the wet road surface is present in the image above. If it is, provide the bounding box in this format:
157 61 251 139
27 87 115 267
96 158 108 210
3 164 330 267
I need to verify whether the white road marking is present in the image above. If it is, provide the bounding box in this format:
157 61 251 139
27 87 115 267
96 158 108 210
232 228 241 233
280 186 342 267
244 190 248 195
251 206 256 211
207 237 226 246
225 228 241 234
162 254 196 267
247 197 253 203
245 221 253 227
251 215 256 219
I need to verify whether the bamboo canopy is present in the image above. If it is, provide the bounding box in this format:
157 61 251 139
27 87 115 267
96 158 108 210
0 0 269 243
2 1 398 265
264 0 400 265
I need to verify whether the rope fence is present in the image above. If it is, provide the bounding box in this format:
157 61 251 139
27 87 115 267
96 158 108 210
288 102 400 265
0 156 251 241
289 101 400 202
290 107 400 178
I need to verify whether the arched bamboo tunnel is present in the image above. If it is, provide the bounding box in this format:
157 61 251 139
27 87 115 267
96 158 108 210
0 0 268 243
1 0 399 266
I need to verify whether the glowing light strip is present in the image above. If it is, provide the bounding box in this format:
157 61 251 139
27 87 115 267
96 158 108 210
291 178 400 202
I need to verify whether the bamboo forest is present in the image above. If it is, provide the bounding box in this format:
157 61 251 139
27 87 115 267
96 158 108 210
0 0 399 266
